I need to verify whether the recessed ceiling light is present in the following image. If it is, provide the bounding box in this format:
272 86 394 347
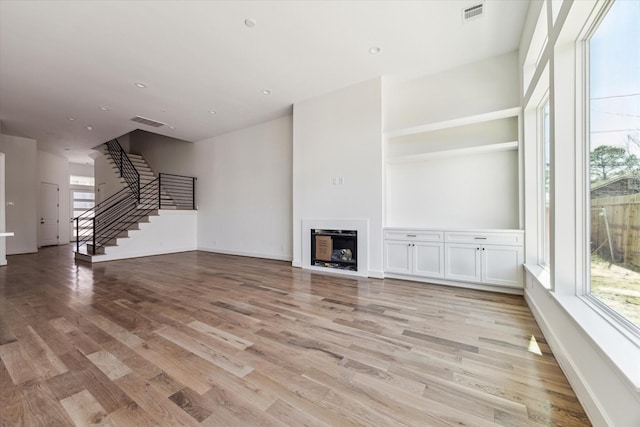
134 82 147 88
99 106 110 111
244 18 256 28
87 126 93 131
68 117 75 121
262 89 271 95
369 46 381 55
209 110 217 115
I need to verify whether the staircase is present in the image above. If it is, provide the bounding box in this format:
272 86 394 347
105 148 177 209
74 138 197 262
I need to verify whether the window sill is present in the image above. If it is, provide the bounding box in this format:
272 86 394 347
524 263 551 289
525 269 640 393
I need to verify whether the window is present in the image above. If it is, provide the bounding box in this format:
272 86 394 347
70 175 94 186
540 99 551 267
71 190 94 236
588 0 640 330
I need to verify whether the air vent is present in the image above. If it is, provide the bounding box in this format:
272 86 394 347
463 3 484 21
131 116 166 128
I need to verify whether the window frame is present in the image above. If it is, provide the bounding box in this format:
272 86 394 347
538 96 551 269
580 0 640 339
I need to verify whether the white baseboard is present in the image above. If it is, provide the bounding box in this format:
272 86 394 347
198 246 293 262
88 246 197 263
368 270 385 279
524 290 609 427
7 247 37 255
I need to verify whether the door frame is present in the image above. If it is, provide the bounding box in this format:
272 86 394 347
39 181 59 247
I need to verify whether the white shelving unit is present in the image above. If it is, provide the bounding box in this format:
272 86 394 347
385 108 520 162
384 107 521 139
387 141 518 164
384 107 523 262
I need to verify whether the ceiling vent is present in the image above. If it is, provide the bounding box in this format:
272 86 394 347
131 116 166 128
463 3 484 21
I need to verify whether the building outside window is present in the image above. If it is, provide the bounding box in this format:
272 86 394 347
588 0 640 330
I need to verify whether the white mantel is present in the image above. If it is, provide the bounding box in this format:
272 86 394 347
301 218 369 277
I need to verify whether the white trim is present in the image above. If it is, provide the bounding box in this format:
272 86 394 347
198 247 293 262
82 247 197 263
368 270 384 279
524 284 611 427
386 141 518 164
384 273 524 295
384 107 521 138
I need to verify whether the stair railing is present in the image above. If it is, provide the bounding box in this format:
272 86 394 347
106 139 140 203
158 173 197 210
75 174 198 255
75 140 197 255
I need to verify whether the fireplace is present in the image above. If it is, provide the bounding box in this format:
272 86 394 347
311 229 357 271
301 219 368 277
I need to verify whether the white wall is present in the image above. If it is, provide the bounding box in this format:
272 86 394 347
195 115 293 260
384 52 520 132
93 152 125 204
90 210 197 262
129 130 195 176
37 151 70 245
293 78 384 276
69 162 94 177
386 150 519 229
0 134 37 254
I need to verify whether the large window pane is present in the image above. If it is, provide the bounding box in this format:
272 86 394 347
542 100 551 267
589 0 640 329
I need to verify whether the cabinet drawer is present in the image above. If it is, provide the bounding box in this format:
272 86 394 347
384 229 443 242
444 231 523 245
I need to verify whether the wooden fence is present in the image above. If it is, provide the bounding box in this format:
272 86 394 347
591 193 640 268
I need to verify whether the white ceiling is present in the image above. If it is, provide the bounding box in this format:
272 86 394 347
0 0 530 164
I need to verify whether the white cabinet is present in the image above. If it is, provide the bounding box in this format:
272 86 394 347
443 231 524 288
383 230 444 279
384 228 524 290
444 243 481 282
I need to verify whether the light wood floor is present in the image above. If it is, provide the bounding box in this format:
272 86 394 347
0 245 590 426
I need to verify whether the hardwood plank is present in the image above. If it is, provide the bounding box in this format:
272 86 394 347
154 325 254 378
86 349 132 381
60 389 113 426
0 246 592 426
115 372 201 427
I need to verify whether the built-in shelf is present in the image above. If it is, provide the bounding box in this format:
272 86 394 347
0 232 14 237
384 107 521 138
387 141 518 164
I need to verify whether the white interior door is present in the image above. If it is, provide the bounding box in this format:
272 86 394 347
97 183 106 204
40 182 59 247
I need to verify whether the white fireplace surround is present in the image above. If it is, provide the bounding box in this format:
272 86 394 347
302 218 369 277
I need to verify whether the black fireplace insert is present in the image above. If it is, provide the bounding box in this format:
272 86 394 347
310 229 357 271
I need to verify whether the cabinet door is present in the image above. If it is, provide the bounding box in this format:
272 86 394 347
384 240 412 275
481 244 523 287
444 243 481 282
413 242 444 278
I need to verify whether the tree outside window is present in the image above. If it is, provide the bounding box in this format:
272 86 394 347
588 0 640 330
